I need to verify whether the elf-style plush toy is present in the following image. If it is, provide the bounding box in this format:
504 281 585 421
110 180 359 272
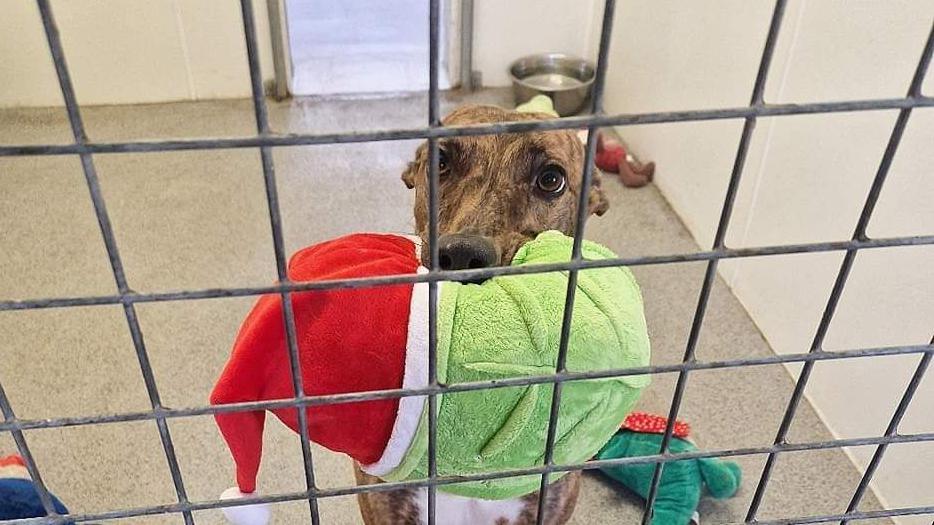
595 413 742 525
211 231 651 524
0 454 70 523
595 134 656 188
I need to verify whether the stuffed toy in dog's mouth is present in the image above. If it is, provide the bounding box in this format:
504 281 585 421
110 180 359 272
211 231 651 524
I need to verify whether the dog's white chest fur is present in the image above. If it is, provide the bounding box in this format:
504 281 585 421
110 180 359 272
415 488 526 525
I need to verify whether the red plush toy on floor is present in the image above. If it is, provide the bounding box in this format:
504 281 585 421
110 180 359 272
595 133 656 188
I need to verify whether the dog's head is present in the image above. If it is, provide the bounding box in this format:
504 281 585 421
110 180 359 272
402 104 609 271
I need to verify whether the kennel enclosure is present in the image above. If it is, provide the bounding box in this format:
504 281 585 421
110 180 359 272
1 0 933 524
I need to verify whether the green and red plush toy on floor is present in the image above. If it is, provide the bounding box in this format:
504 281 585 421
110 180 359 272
596 412 743 525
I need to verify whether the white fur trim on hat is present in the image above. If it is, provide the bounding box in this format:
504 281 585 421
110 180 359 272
361 264 430 476
399 234 423 261
0 464 30 480
220 487 270 525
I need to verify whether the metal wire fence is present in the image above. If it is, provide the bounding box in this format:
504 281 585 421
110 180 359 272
0 0 932 524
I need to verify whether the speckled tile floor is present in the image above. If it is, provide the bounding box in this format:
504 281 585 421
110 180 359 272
0 90 889 524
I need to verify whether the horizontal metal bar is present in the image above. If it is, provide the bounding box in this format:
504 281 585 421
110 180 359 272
1 96 931 158
2 234 932 313
2 431 932 525
1 342 929 433
753 505 934 525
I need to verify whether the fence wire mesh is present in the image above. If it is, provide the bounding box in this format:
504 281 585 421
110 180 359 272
1 1 933 524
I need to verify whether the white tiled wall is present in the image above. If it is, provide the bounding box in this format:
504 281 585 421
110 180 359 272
602 1 934 522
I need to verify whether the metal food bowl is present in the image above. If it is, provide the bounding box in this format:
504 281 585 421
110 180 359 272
509 53 595 116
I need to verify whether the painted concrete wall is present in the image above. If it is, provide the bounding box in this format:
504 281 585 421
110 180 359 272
0 0 274 107
1 0 599 106
472 0 602 87
601 1 934 523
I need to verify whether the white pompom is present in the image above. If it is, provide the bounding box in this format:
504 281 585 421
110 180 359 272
220 487 270 525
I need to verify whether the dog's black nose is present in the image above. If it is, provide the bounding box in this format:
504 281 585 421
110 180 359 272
437 234 497 271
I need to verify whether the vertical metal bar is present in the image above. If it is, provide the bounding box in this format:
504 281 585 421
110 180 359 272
429 0 442 128
266 0 291 100
0 382 59 520
34 2 195 524
427 1 442 524
239 1 320 523
745 23 934 522
425 143 440 525
640 2 788 524
840 338 932 525
535 2 615 523
459 0 475 91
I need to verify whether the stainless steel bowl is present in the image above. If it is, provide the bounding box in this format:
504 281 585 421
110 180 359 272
509 53 595 116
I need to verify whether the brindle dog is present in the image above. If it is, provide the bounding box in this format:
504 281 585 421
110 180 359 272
355 104 609 525
404 104 608 270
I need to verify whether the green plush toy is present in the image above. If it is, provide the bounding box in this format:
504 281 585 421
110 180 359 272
386 231 652 499
595 413 742 525
516 94 561 117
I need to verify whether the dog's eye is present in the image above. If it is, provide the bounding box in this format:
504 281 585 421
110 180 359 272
438 148 450 175
535 166 567 195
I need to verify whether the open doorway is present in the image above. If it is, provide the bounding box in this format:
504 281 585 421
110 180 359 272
284 0 457 96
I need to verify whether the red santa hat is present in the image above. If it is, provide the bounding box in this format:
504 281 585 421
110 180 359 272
210 233 429 525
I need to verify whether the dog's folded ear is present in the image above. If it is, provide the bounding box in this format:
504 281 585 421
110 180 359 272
401 160 417 189
401 143 426 189
589 169 610 216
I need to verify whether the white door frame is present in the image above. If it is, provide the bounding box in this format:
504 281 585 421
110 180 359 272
266 0 292 99
269 0 467 97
